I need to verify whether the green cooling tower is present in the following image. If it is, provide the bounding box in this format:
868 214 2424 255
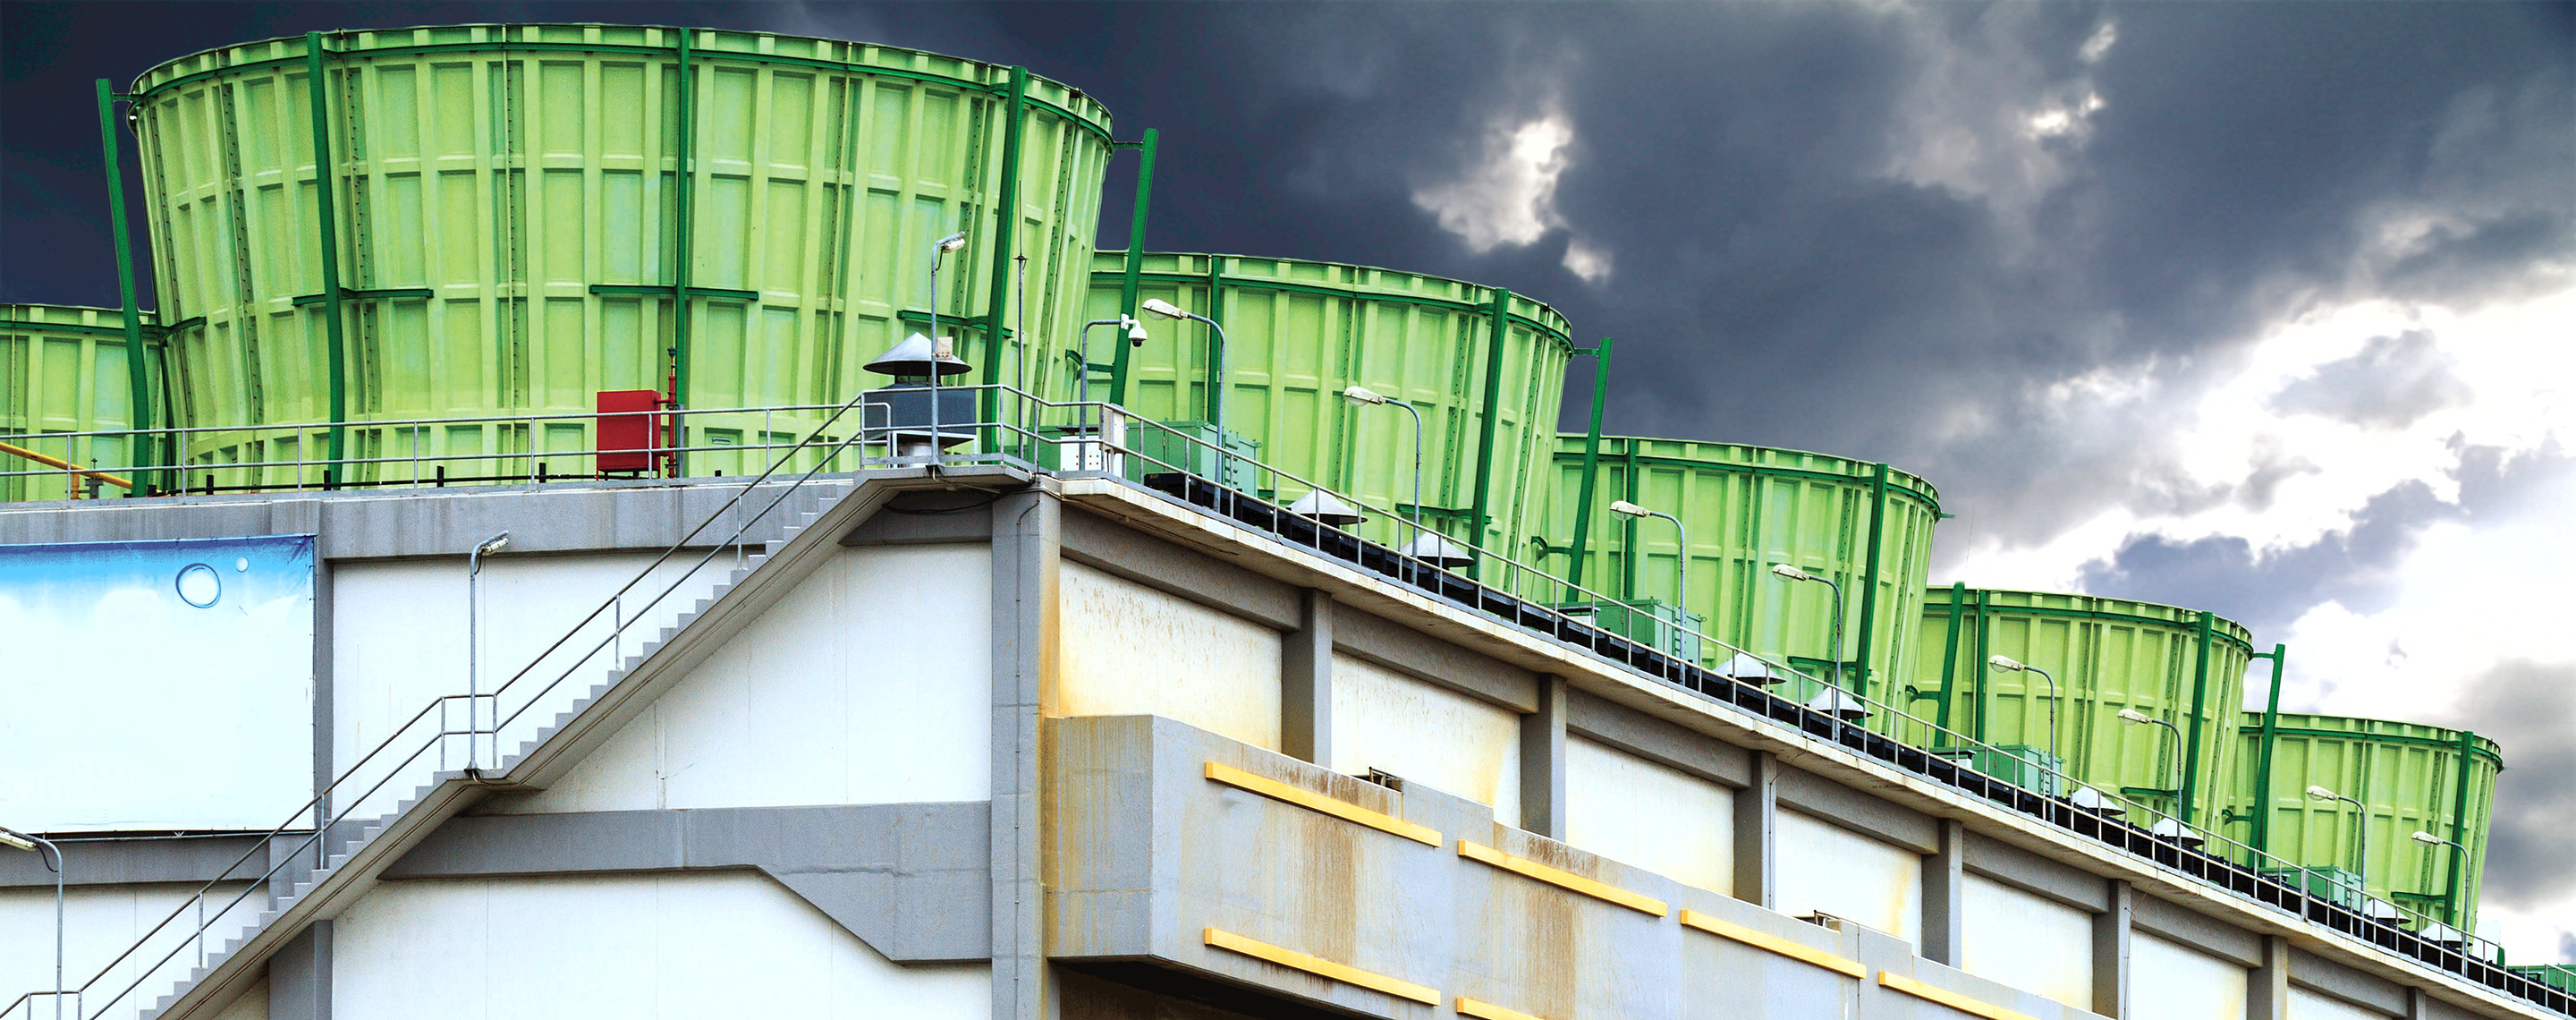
0 305 165 500
1084 252 1573 579
1913 587 2253 834
2231 711 2501 929
130 23 1112 486
1539 436 1941 693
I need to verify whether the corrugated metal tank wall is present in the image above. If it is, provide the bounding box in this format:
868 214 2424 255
1911 587 2252 835
0 304 165 499
1084 252 1573 576
1539 435 1941 695
2230 711 2501 929
130 23 1112 484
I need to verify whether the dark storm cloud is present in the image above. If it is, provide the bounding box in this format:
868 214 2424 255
2443 660 2576 914
2268 330 2472 429
2073 445 2573 633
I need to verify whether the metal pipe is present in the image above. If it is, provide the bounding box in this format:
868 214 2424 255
979 66 1030 446
2444 728 2477 925
1563 338 1614 600
302 33 350 479
1108 128 1157 405
1013 253 1029 445
669 30 697 477
2180 610 2216 826
0 441 133 491
97 80 153 494
1852 463 1890 697
1 827 64 1020
2251 643 2288 858
1934 582 1967 741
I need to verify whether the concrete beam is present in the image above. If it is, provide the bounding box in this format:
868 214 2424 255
1733 751 1778 909
0 836 272 889
1563 688 1753 788
992 485 1060 1020
1060 506 1299 630
1333 606 1538 712
268 921 331 1020
1964 832 2114 913
382 803 994 962
2095 880 2133 1018
1280 589 1333 765
1521 676 1568 839
1775 765 1938 853
1922 819 1966 966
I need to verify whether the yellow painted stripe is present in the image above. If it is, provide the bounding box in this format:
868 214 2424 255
1202 928 1440 1005
1876 971 2041 1020
1203 761 1442 846
1455 996 1552 1020
1455 841 1668 917
1677 909 1868 978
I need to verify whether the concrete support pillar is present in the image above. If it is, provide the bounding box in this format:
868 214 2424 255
2094 880 2133 1018
1280 589 1333 766
1519 676 1568 839
1921 819 1966 966
991 485 1060 1020
1732 751 1778 908
269 920 332 1020
2408 988 2431 1020
2250 934 2291 1020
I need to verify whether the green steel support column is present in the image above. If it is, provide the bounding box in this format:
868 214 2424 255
670 32 696 477
1107 129 1157 405
2444 728 2475 924
1852 463 1890 695
97 79 152 493
303 33 349 480
2252 643 2288 859
1972 592 1990 742
2179 611 2216 826
1203 259 1224 430
1465 289 1512 580
1621 440 1640 600
1935 582 1967 741
1562 338 1614 600
979 66 1030 445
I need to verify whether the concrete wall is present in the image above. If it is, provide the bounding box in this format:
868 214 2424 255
1058 560 1282 751
335 551 729 817
0 882 259 1014
1326 653 1522 828
1775 809 1923 949
1960 873 2093 1010
1564 735 1733 895
501 544 993 813
2132 931 2248 1020
333 871 988 1018
2291 986 2398 1020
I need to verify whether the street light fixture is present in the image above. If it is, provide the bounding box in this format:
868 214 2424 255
468 530 511 771
2118 707 2187 804
1770 562 1847 695
1987 654 2061 769
1140 298 1232 445
926 232 968 460
2309 784 2371 903
1343 384 1429 544
1611 500 1689 659
2 826 64 1020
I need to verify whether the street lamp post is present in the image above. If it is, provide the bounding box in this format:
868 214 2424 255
467 531 512 771
1140 298 1233 479
1342 385 1426 529
1987 654 2061 769
1 827 64 1020
1769 563 1846 694
2411 830 2468 925
926 232 968 458
1611 500 1687 658
2117 708 2185 790
2309 785 2371 905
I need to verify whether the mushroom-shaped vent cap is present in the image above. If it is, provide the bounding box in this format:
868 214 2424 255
1718 652 1782 684
1287 489 1366 527
1402 531 1473 568
866 333 972 378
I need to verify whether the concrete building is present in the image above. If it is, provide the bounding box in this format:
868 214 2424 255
2 459 2563 1020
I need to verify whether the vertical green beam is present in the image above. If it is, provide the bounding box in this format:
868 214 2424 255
2443 728 2475 925
1620 440 1640 600
1203 259 1224 429
303 33 349 478
1852 463 1890 695
2252 642 2287 859
979 66 1030 442
97 79 152 493
1107 129 1157 405
1935 582 1967 740
669 31 695 476
1562 338 1614 599
1971 592 1991 742
2179 611 2216 826
1465 289 1512 579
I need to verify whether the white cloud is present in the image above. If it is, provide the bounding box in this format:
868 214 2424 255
1412 111 1614 284
1879 11 2117 240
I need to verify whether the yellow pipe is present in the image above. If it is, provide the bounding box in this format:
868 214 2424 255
0 439 134 490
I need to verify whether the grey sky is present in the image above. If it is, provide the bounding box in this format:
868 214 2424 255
4 0 2569 959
